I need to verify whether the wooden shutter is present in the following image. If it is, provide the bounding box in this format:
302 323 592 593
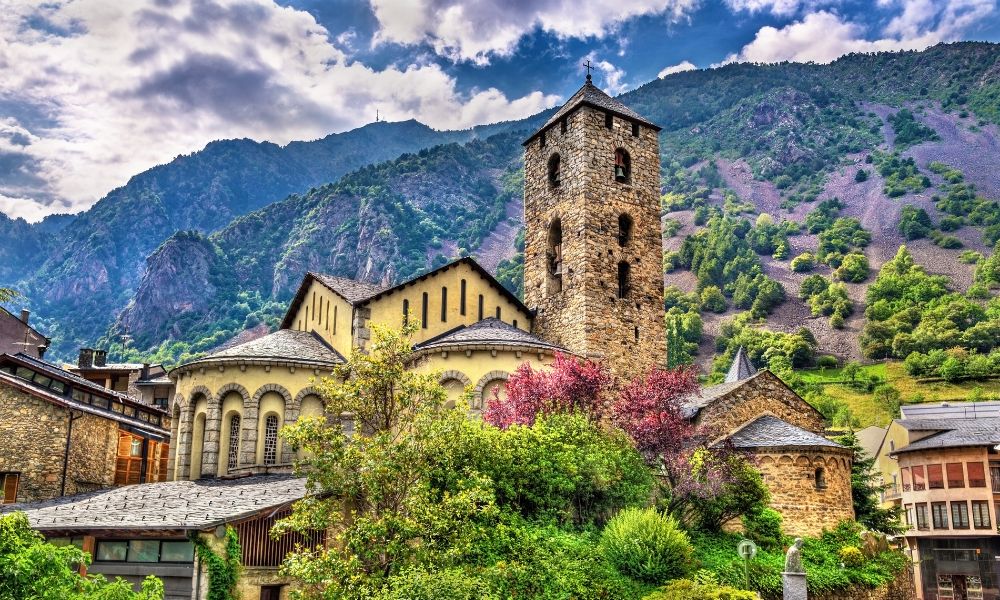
2 474 18 504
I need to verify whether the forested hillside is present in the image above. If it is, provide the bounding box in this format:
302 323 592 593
5 41 1000 369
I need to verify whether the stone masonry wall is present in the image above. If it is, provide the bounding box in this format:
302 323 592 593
755 448 854 537
524 100 666 379
0 383 119 502
695 372 825 439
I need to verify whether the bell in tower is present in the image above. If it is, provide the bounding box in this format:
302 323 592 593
521 71 667 378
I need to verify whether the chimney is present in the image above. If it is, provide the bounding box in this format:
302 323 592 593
19 309 29 324
78 348 94 368
141 363 150 380
94 349 107 367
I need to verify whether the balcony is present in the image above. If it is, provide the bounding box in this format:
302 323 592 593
883 484 902 501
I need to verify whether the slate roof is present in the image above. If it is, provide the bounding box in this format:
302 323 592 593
891 418 1000 455
525 76 661 144
723 415 842 450
900 401 1000 420
414 318 565 353
724 346 757 383
136 376 173 386
7 353 130 401
311 273 388 305
3 475 307 533
179 330 344 369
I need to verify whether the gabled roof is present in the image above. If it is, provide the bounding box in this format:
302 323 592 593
891 417 1000 455
523 76 661 145
3 475 307 533
724 346 757 383
413 318 564 353
175 329 344 373
0 354 169 438
721 415 843 450
0 306 49 346
280 257 532 330
681 369 826 425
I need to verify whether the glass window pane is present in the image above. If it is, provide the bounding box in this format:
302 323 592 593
33 375 52 388
14 367 33 381
92 396 109 409
160 541 194 563
127 540 159 562
50 380 66 393
96 541 128 562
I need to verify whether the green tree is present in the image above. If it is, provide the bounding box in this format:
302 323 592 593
700 286 727 313
834 252 870 283
898 205 932 240
0 512 164 600
832 432 904 534
278 323 494 598
790 252 816 272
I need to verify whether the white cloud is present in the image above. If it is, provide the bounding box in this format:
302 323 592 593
723 0 836 16
0 0 560 221
369 0 701 64
658 60 697 77
583 52 630 94
719 1 995 65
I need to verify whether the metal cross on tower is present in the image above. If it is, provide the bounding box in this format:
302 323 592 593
583 59 593 82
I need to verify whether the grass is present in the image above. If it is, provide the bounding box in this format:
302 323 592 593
797 362 1000 427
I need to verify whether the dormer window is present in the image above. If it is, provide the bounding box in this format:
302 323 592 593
614 148 631 183
548 153 561 189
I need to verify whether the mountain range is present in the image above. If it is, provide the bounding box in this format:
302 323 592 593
5 41 1000 368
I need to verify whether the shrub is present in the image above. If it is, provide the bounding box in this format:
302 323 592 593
816 355 839 369
838 546 865 568
600 508 694 583
742 507 784 551
854 169 868 183
898 205 932 240
834 252 870 283
643 579 756 600
701 286 728 313
380 568 487 600
790 252 816 272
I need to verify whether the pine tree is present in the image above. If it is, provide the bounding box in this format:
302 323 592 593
834 430 905 534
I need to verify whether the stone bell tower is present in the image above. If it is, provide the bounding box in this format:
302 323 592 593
522 73 666 377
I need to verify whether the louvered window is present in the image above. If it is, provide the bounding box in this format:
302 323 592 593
227 414 241 472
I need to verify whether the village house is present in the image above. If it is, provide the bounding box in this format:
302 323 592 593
9 75 855 600
875 402 1000 600
71 348 175 411
0 352 170 504
0 306 49 358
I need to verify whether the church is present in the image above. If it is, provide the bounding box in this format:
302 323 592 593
10 75 853 600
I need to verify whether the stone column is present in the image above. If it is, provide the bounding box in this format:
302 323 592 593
279 407 300 465
782 572 807 600
176 406 193 480
241 404 259 467
200 398 221 477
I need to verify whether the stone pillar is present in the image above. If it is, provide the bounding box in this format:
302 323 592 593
241 404 259 467
200 398 221 477
176 406 193 480
782 572 807 600
280 407 300 465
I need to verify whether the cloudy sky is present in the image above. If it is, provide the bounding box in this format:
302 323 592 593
1 0 998 221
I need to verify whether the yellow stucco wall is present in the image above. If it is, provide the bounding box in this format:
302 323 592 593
287 284 354 356
371 261 533 348
411 347 555 414
875 421 910 497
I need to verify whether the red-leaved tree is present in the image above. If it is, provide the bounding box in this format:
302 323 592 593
610 366 699 459
482 353 612 428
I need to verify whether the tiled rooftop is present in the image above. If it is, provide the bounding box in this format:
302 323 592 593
723 415 842 449
3 476 307 532
530 77 660 139
893 417 1000 454
187 329 344 367
311 273 388 305
414 318 564 352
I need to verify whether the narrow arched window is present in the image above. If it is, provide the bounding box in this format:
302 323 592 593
548 154 561 189
614 148 631 183
513 319 518 329
560 118 568 134
605 112 613 129
263 414 279 466
815 467 827 490
460 279 467 315
441 286 448 322
227 414 241 473
478 295 484 320
333 305 337 334
496 306 501 320
617 261 630 299
618 214 632 247
421 292 429 329
402 299 410 326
